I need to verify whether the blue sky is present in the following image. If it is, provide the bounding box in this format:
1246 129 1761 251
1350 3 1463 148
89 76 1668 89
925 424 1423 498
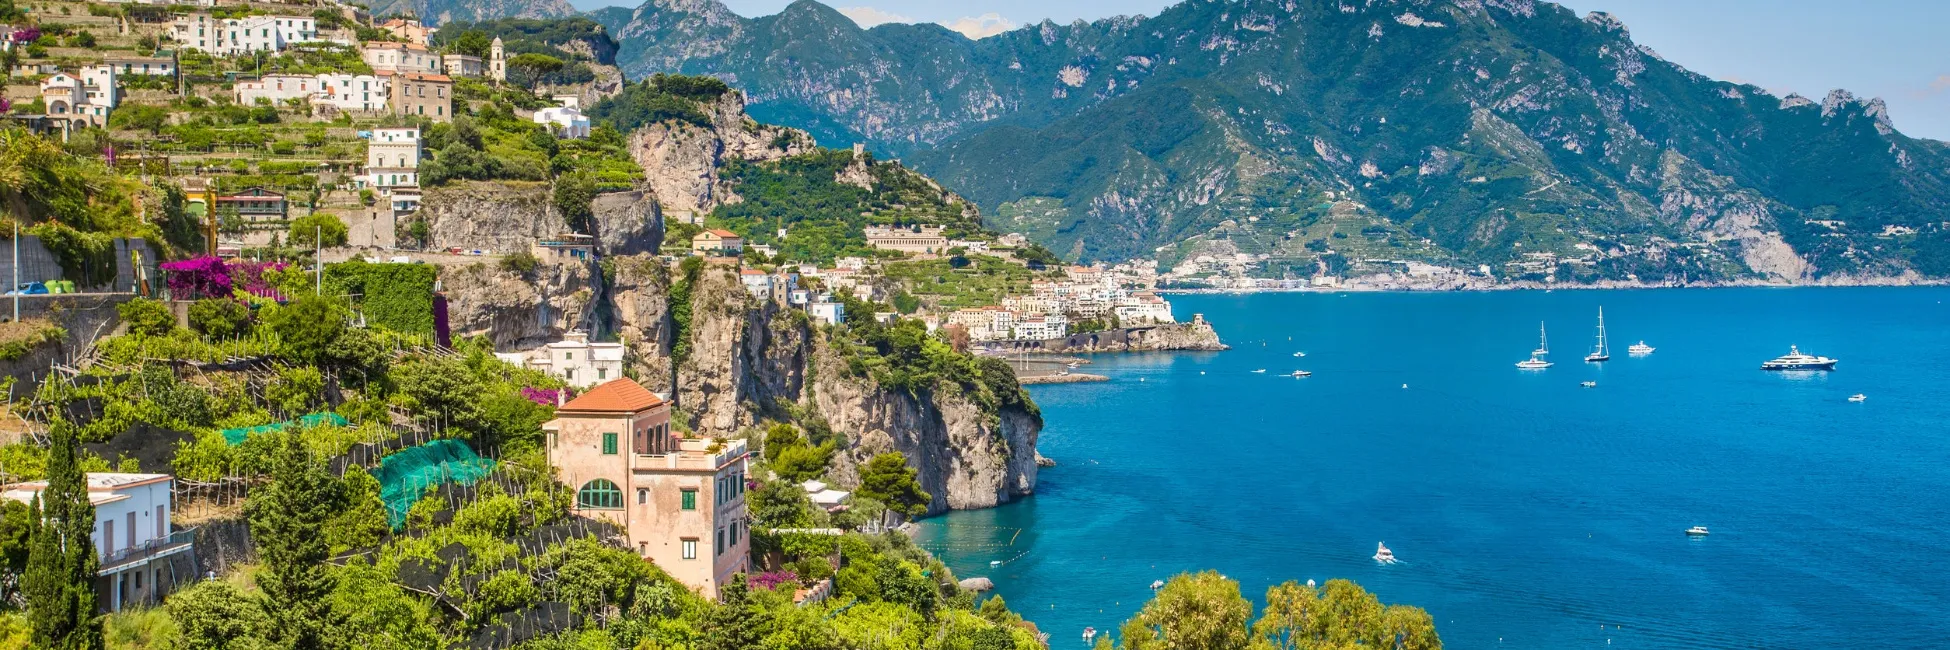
583 0 1950 140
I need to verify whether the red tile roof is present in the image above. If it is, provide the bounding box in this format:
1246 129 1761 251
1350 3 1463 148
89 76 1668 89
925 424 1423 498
701 229 740 238
557 378 665 414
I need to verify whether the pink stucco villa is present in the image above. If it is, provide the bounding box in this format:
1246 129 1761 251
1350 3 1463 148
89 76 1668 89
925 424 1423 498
543 378 751 599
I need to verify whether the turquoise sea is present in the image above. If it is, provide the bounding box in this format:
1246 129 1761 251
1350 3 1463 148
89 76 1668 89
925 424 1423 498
917 288 1950 648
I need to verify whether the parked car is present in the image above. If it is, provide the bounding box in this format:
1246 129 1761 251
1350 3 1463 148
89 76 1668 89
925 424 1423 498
4 282 47 296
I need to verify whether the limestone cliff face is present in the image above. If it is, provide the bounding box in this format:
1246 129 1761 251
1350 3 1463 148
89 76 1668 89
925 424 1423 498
626 91 811 216
421 181 566 254
589 190 665 257
605 255 676 393
441 257 597 349
608 261 1039 514
808 342 1040 515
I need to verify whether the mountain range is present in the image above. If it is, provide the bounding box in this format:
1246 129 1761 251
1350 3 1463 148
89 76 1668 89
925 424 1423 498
569 0 1950 283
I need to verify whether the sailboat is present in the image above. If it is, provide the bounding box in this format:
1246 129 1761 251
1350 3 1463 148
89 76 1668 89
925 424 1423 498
1584 307 1610 363
1517 322 1553 369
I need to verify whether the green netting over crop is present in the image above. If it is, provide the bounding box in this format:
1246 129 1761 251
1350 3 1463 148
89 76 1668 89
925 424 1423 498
219 413 349 446
375 439 496 529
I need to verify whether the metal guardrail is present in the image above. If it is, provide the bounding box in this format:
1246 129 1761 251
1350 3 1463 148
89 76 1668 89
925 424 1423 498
101 528 196 570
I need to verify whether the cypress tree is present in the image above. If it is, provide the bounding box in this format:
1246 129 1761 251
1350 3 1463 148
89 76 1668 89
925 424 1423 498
24 420 103 650
245 432 341 650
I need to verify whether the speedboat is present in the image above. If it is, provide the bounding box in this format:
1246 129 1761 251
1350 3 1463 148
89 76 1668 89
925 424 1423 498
1251 369 1267 374
1150 580 1165 590
1373 542 1397 564
1293 351 1306 357
1848 393 1867 402
1761 346 1837 371
1291 370 1312 378
1580 381 1597 388
1628 341 1655 355
1685 526 1710 536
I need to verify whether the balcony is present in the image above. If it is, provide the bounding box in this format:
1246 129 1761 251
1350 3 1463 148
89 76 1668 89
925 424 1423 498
100 529 196 573
634 438 748 472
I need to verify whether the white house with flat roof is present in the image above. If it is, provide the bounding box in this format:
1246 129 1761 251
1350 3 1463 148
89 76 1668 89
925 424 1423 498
363 127 422 191
521 331 626 388
2 473 194 613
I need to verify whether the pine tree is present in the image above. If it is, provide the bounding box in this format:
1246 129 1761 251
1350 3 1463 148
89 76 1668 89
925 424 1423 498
24 420 103 650
699 575 766 650
246 433 342 650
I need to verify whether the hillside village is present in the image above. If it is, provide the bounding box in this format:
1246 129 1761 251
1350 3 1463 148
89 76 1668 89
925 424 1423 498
0 2 1229 648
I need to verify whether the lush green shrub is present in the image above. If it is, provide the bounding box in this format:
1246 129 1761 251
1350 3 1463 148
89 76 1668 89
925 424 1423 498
499 251 540 276
117 298 175 336
323 261 436 335
288 213 348 248
187 298 250 339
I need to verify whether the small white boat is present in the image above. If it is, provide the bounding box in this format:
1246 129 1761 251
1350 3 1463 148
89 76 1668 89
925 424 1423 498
1149 580 1165 590
1848 393 1867 402
1628 341 1655 355
990 560 1003 567
1373 542 1397 564
1083 627 1097 641
1291 370 1312 378
1685 526 1710 536
1251 369 1267 374
1293 351 1306 357
1580 381 1597 388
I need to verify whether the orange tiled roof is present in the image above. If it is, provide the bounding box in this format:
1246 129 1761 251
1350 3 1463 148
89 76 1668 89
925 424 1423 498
558 378 664 414
702 229 740 238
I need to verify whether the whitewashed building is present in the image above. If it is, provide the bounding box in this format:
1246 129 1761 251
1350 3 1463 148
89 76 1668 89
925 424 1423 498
809 299 846 326
234 73 320 105
533 104 591 139
315 73 390 112
521 331 626 388
739 269 773 299
363 127 421 191
2 473 194 613
362 41 441 75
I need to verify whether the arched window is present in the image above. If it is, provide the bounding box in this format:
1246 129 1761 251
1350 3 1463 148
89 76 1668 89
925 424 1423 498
577 479 623 510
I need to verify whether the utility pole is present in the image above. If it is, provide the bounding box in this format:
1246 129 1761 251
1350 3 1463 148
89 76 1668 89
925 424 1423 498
11 221 18 322
315 225 323 295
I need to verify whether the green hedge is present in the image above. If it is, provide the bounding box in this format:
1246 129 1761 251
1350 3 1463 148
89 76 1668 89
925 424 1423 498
325 261 438 335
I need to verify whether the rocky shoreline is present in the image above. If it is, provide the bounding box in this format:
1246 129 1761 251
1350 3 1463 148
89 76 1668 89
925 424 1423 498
1018 373 1110 385
978 318 1228 354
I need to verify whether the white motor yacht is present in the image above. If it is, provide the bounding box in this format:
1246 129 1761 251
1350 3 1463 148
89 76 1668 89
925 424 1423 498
1373 542 1397 564
1848 393 1867 402
1291 370 1312 378
1685 526 1710 536
1581 381 1597 388
1761 346 1837 371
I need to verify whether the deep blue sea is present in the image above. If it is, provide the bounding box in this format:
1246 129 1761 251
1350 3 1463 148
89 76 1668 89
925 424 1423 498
917 288 1950 649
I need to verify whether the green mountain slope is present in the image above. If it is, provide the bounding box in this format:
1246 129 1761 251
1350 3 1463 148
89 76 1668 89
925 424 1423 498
367 0 576 26
600 0 1950 282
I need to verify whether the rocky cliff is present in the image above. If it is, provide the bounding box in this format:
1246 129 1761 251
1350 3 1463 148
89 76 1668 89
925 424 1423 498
424 181 661 349
441 256 597 349
625 91 811 216
602 260 1040 514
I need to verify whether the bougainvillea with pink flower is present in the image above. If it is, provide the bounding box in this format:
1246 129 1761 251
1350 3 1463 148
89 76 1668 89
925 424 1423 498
228 260 289 301
750 571 800 591
160 256 232 300
520 387 567 407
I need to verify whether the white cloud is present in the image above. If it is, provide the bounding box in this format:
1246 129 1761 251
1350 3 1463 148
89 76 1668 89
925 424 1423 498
837 6 912 28
941 12 1017 39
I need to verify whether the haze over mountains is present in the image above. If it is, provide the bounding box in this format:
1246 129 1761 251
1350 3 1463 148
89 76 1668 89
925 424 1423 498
508 0 1950 283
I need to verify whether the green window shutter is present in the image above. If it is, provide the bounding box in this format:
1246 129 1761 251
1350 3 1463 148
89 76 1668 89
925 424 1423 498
681 490 696 510
602 433 617 455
